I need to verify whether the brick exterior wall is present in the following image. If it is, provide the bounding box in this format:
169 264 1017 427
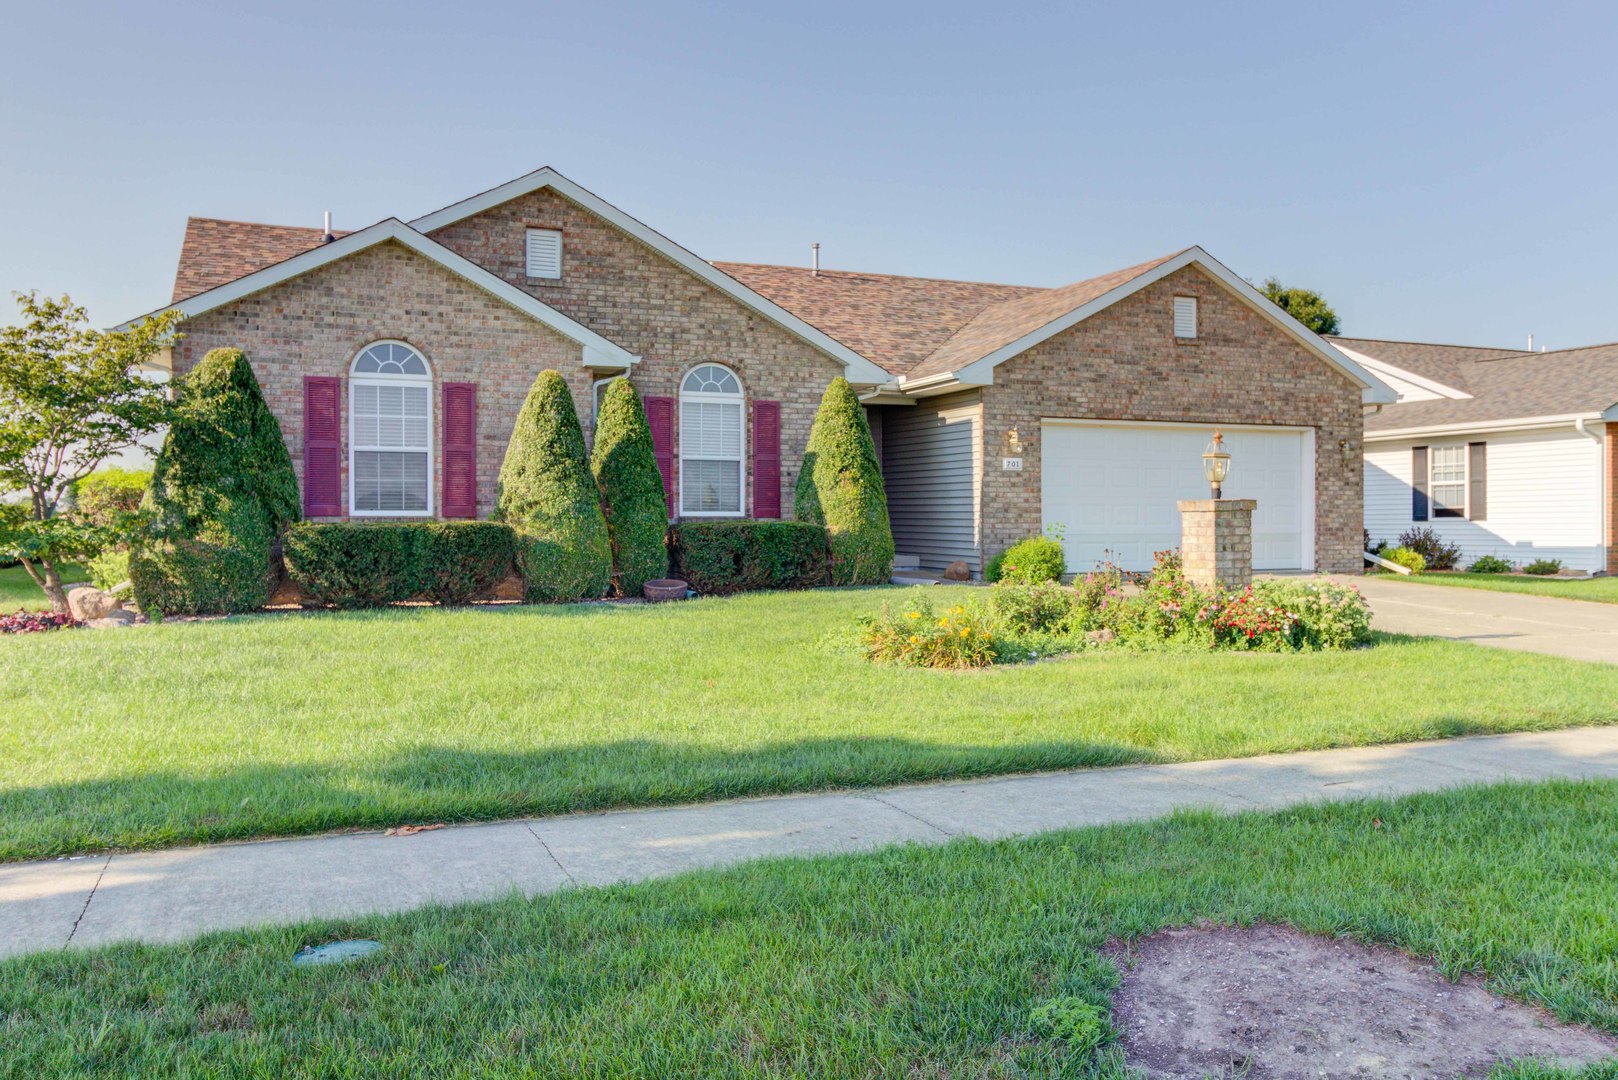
428 189 846 518
979 265 1365 573
170 241 581 520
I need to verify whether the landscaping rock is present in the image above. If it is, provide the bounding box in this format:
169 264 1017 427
66 584 123 622
942 560 972 581
86 610 138 629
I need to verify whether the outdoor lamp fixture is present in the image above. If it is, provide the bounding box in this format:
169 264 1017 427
1202 430 1231 499
1003 427 1024 456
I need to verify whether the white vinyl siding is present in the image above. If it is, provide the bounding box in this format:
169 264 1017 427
1173 296 1197 338
1364 429 1605 571
882 390 983 574
525 228 562 279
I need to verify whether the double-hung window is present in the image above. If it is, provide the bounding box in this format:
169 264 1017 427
1430 444 1467 517
350 341 432 515
679 364 745 515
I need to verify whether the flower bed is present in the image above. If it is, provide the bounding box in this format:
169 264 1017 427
1 609 76 634
860 551 1372 669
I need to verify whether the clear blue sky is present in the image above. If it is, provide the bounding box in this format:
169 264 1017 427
2 1 1614 349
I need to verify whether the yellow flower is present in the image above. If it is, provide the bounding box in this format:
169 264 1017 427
906 611 919 619
908 635 920 644
958 627 970 638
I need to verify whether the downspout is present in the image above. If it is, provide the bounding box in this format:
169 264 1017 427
1574 417 1603 442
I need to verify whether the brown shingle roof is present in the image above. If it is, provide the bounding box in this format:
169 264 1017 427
1343 336 1618 431
713 262 1043 376
171 217 350 302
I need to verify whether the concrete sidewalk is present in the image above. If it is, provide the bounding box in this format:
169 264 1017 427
5 725 1618 959
1352 575 1618 663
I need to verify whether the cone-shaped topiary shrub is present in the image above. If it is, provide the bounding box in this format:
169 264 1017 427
493 370 612 602
590 378 669 595
794 377 893 585
130 347 300 615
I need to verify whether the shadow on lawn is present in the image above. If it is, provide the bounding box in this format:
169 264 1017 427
1 734 1158 862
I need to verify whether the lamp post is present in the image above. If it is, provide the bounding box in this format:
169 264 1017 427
1202 430 1231 500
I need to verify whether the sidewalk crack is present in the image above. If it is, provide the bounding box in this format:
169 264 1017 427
862 794 955 838
66 855 111 944
524 823 575 884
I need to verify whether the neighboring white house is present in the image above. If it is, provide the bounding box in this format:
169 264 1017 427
1332 336 1618 574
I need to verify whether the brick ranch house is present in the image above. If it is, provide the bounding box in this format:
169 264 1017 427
122 167 1394 576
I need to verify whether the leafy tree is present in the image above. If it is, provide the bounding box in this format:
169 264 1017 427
590 378 669 595
1261 277 1341 336
129 347 300 615
0 292 180 611
494 370 611 602
794 377 893 585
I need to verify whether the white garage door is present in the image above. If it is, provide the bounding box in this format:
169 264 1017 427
1040 421 1313 573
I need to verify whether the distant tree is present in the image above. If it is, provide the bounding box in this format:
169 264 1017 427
0 292 180 612
1261 277 1341 336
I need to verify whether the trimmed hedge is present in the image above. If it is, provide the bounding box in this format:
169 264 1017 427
794 377 894 585
130 348 299 615
590 379 669 596
671 520 828 595
284 521 516 608
494 370 613 602
985 535 1066 584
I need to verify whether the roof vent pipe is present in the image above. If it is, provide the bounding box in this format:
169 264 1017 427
1527 333 1534 352
811 242 820 277
322 211 335 244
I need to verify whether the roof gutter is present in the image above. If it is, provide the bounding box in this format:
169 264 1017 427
1365 412 1604 442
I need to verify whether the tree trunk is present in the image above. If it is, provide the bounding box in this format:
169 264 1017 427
19 557 70 614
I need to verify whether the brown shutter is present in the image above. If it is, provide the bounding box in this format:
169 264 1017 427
1468 442 1487 521
303 376 342 517
1411 445 1429 522
644 395 675 515
442 382 477 518
752 400 781 519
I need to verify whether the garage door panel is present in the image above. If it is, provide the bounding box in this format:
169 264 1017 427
1041 421 1311 573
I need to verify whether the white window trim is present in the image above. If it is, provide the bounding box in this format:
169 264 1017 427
348 340 435 518
525 228 563 280
1429 442 1468 519
678 364 747 518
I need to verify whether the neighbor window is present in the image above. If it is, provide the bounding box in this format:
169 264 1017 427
1173 296 1198 338
525 228 562 279
1430 444 1466 517
350 341 432 515
679 363 744 515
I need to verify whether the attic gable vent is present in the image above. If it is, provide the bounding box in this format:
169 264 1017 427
525 228 562 280
1173 296 1197 338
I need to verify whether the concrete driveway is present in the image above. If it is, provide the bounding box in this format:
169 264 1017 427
1350 575 1618 663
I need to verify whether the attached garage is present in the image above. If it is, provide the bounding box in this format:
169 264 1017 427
1040 420 1315 573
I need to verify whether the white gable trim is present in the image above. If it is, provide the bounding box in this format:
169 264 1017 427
410 167 893 385
1333 344 1471 401
117 218 639 370
922 247 1397 405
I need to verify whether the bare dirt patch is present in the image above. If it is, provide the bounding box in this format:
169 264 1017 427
1106 924 1616 1078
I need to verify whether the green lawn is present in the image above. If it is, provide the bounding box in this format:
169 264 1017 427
0 561 88 611
4 587 1618 863
1376 570 1618 603
4 780 1616 1077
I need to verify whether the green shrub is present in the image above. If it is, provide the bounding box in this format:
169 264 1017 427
794 377 893 585
493 370 612 603
985 534 1066 584
416 522 517 605
989 580 1074 634
1383 546 1426 574
130 348 299 615
71 468 151 530
670 520 827 594
861 597 1000 669
590 379 669 596
87 550 130 591
1523 558 1564 576
1397 526 1461 571
1467 554 1514 574
284 522 516 608
1029 996 1114 1054
1249 578 1373 650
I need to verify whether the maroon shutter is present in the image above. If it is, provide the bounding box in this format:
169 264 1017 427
752 399 781 518
1411 445 1429 522
442 382 478 518
302 376 341 517
645 395 675 515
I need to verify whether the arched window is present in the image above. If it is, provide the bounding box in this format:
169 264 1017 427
679 363 744 515
350 341 432 515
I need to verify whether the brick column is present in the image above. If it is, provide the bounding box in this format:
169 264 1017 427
1178 499 1256 592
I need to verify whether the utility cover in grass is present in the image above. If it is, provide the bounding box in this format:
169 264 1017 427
1106 924 1616 1078
293 940 383 967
